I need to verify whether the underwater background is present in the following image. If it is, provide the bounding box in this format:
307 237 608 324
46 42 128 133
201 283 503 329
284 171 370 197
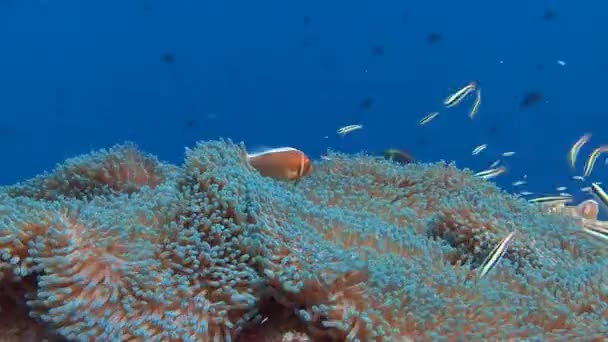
2 2 608 340
0 0 606 206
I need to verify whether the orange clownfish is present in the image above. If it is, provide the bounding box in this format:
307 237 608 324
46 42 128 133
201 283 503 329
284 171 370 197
247 147 312 181
568 199 599 220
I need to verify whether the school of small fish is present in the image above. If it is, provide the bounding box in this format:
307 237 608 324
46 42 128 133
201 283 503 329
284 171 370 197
519 133 608 244
414 81 484 126
244 78 606 279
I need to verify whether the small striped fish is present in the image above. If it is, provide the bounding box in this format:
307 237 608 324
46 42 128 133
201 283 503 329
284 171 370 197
478 231 518 279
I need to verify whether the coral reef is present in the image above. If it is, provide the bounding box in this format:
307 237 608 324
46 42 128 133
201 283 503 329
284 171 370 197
0 140 606 341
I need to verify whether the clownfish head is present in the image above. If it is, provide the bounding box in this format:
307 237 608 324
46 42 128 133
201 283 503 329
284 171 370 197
575 199 599 220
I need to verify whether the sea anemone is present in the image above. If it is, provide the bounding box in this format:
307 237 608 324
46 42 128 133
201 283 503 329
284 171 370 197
0 140 605 341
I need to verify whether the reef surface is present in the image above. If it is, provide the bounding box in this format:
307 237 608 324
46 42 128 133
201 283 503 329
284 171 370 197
0 140 606 341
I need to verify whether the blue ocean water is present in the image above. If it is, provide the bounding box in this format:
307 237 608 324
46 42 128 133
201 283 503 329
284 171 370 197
0 0 606 207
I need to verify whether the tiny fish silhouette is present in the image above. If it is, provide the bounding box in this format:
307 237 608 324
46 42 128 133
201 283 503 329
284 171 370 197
371 45 384 56
487 126 499 138
360 97 374 110
543 9 557 20
519 92 543 108
162 53 176 64
426 32 442 44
